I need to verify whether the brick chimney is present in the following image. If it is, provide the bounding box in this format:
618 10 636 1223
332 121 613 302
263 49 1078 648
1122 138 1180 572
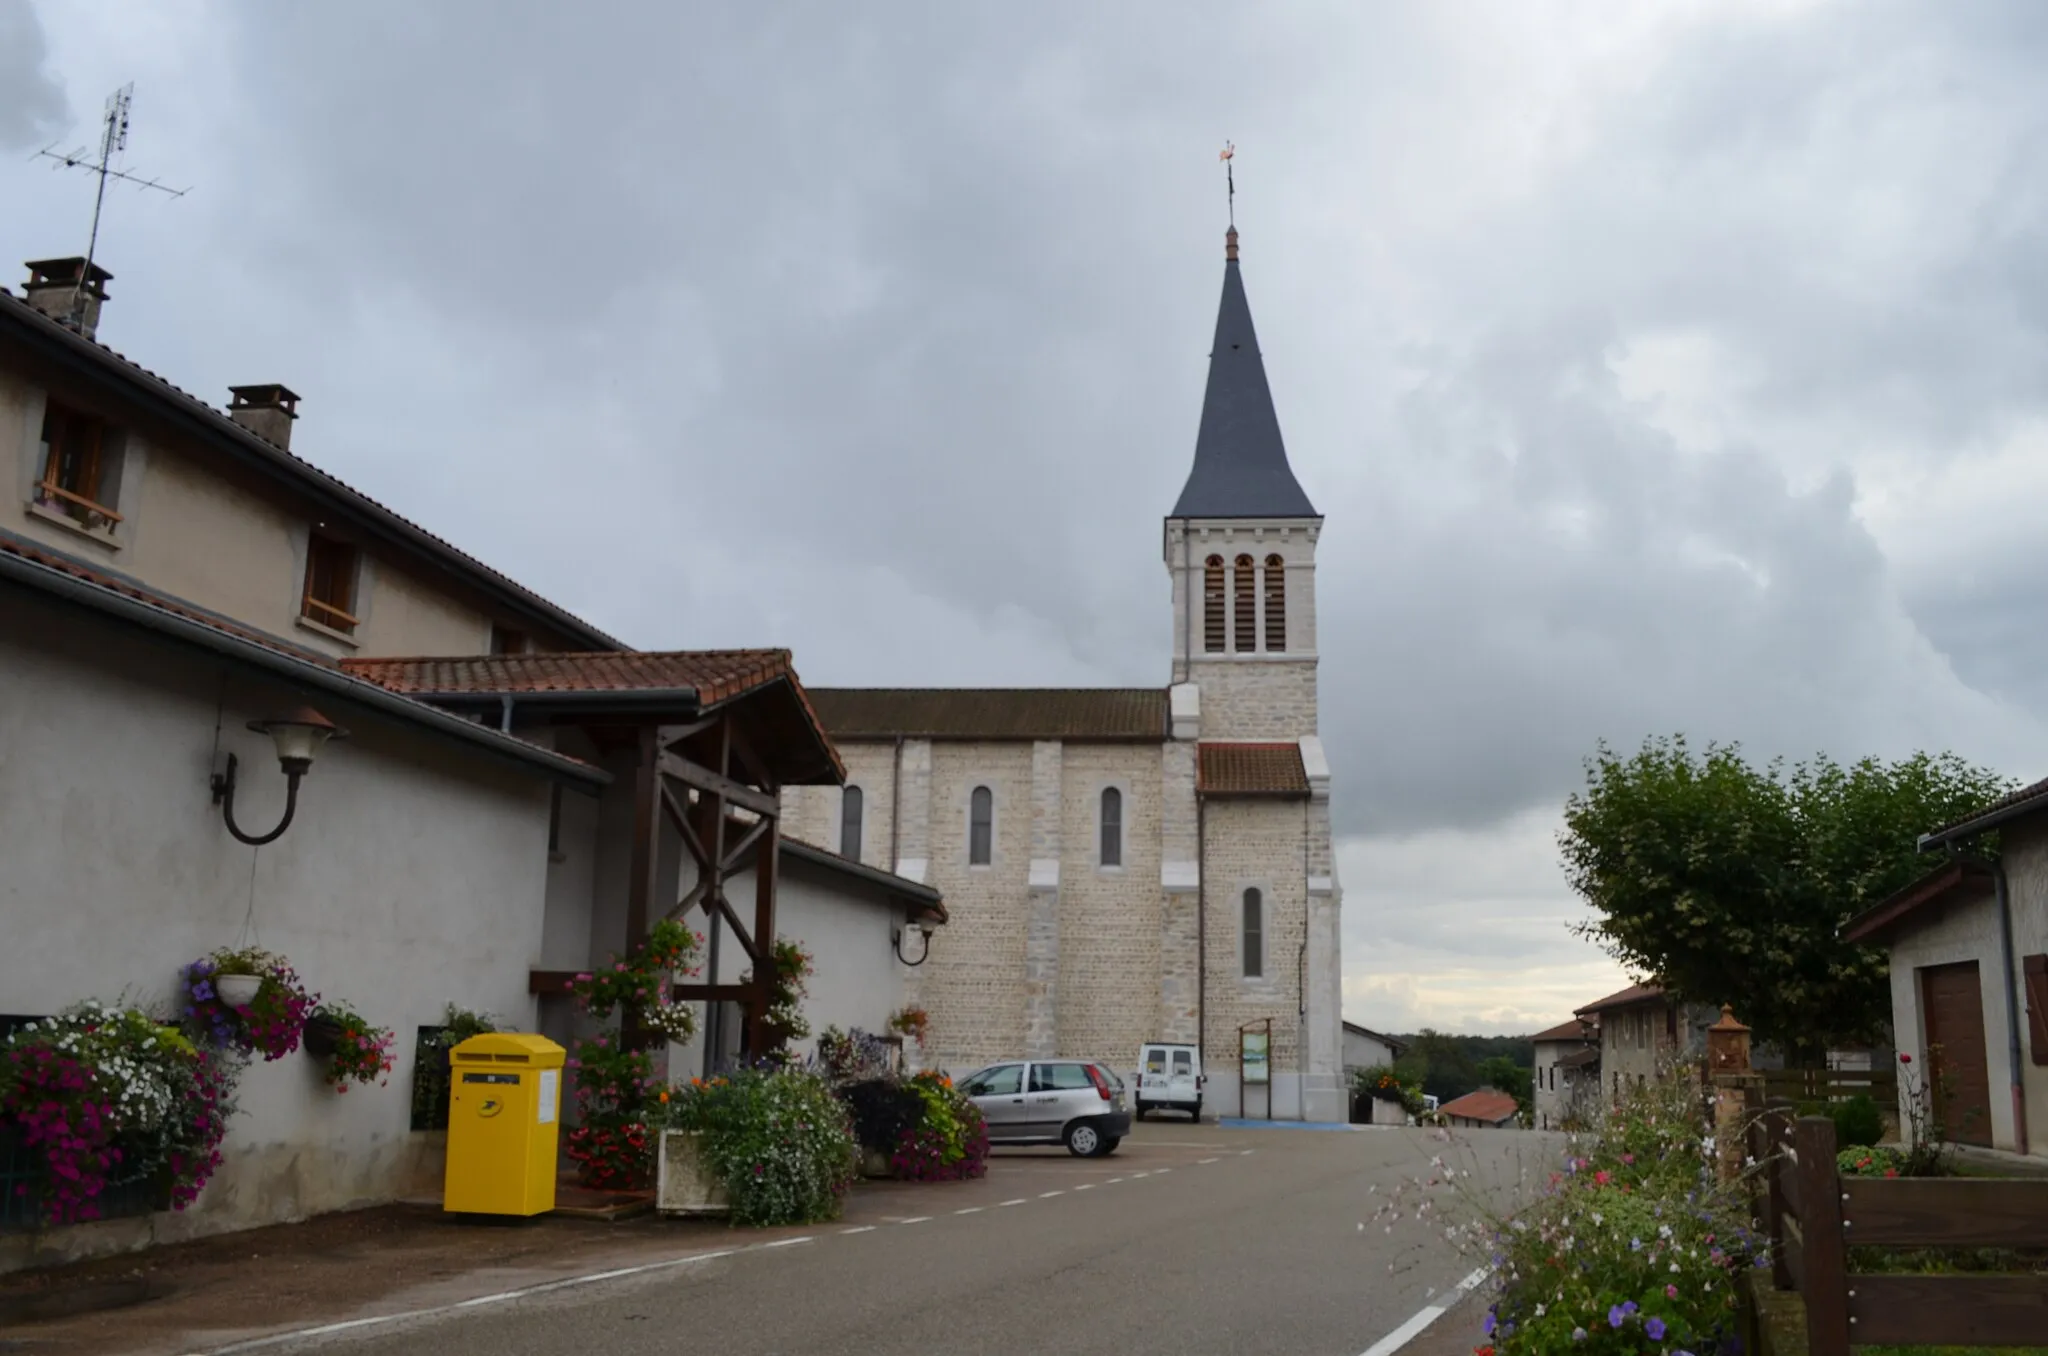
23 258 113 339
227 384 301 450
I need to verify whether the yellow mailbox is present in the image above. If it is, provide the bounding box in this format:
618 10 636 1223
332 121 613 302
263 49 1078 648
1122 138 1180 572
443 1031 566 1216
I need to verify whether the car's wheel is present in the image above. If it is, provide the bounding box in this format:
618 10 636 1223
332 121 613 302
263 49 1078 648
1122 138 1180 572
1064 1120 1103 1157
1096 1135 1121 1157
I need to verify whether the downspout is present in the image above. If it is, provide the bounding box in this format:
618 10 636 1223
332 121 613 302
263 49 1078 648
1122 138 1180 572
889 736 905 872
499 695 514 733
1197 795 1207 1081
1299 798 1310 1121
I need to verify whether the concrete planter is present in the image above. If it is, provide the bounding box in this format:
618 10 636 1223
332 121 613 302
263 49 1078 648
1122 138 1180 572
214 974 262 1008
655 1131 729 1217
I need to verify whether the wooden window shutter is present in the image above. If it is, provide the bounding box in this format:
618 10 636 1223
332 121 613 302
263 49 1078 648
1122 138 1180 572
2026 954 2048 1066
1202 556 1226 653
1263 553 1286 652
1233 555 1256 653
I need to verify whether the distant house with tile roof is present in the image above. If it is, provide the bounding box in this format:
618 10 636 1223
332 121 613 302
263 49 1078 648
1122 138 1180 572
778 226 1346 1122
0 258 937 1268
1439 1088 1521 1129
1575 983 1719 1105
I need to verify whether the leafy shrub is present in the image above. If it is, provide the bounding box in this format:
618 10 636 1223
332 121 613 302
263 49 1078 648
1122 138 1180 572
1838 1144 1906 1178
411 1004 499 1130
1354 1064 1426 1118
564 1034 659 1189
1828 1094 1884 1152
666 1067 859 1226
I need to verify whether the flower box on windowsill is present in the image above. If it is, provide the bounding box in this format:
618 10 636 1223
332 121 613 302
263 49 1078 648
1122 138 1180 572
655 1131 728 1217
27 498 121 550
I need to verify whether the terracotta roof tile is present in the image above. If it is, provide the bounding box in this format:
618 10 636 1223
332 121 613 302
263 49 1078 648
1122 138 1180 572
1197 742 1310 797
1530 1018 1595 1043
341 650 796 705
808 688 1167 742
1575 982 1665 1016
1438 1089 1520 1124
1922 772 2048 843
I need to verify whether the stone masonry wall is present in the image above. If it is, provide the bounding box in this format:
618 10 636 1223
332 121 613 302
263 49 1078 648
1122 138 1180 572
921 741 1035 1070
1192 659 1319 740
1054 742 1165 1061
1200 797 1310 1080
1024 741 1062 1059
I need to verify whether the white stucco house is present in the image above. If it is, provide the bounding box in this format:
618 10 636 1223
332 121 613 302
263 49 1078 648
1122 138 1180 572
1341 1022 1406 1074
0 257 935 1270
1843 785 2048 1161
1529 1017 1598 1130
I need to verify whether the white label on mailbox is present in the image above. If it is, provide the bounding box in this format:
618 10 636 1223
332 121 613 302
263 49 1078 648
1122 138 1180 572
538 1069 559 1124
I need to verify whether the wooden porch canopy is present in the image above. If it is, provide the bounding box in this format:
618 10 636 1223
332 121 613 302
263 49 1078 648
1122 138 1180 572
343 649 843 1054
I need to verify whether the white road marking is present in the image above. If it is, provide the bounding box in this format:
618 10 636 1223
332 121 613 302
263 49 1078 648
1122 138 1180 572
998 1198 1027 1206
1198 1157 1220 1164
954 1206 984 1214
1153 1168 1171 1174
900 1216 931 1224
841 1226 877 1235
1039 1190 1065 1197
1239 1149 1255 1156
762 1237 816 1248
1074 1183 1095 1190
1131 1171 1151 1178
192 1245 758 1353
1105 1177 1124 1183
1355 1268 1492 1356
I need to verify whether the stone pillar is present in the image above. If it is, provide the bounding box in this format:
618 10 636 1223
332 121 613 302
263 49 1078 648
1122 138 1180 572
1707 1005 1761 1184
1159 740 1200 1044
1024 741 1062 1059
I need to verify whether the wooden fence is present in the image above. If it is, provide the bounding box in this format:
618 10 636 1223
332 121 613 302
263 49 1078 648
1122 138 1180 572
1758 1065 1898 1105
1749 1109 2048 1352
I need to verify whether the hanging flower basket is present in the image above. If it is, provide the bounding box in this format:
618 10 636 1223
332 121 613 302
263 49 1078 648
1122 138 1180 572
304 1002 396 1094
214 974 263 1008
302 1014 345 1059
180 948 317 1061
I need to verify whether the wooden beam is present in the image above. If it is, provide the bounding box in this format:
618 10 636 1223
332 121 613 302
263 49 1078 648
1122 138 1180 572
724 719 776 795
530 969 583 996
656 714 724 751
660 781 708 872
667 983 768 1002
626 725 661 947
720 814 772 877
659 752 778 818
746 814 780 1057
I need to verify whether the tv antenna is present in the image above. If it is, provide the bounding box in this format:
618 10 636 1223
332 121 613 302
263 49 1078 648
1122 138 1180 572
32 83 188 324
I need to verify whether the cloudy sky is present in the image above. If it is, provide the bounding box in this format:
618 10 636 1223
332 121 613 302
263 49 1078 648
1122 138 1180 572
9 0 2048 1034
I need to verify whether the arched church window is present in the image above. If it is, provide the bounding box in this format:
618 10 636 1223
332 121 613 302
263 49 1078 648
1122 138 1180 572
1233 555 1257 652
1203 555 1226 653
969 785 993 865
840 785 863 862
1242 887 1264 978
1100 787 1122 867
1263 554 1286 652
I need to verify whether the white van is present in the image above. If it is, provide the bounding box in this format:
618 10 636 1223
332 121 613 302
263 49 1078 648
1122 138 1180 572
1135 1041 1203 1121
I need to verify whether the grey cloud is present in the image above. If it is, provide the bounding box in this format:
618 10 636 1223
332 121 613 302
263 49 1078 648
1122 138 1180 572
0 0 65 150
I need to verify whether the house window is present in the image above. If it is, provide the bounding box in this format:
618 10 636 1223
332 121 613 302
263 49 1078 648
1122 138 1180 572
968 785 993 865
302 533 360 635
1242 887 1264 978
840 785 864 862
1099 787 1122 867
1263 553 1286 651
36 401 122 529
1233 554 1257 652
490 625 528 655
1203 555 1226 653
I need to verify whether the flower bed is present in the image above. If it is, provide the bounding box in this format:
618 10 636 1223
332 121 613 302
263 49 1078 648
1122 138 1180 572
0 1002 239 1226
663 1067 858 1226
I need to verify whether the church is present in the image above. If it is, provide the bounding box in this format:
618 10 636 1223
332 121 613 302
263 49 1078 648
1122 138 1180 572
780 226 1345 1123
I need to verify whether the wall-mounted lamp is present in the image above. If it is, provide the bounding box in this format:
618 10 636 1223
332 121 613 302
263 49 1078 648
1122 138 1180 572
210 706 347 846
893 914 936 967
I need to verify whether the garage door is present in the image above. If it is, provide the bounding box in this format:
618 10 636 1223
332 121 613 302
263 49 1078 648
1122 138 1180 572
1921 961 1994 1148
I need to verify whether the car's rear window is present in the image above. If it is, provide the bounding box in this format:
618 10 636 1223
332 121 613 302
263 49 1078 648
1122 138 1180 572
1029 1062 1095 1092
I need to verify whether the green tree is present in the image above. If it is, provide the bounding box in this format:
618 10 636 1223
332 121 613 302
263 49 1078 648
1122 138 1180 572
1560 736 2011 1061
1477 1055 1533 1119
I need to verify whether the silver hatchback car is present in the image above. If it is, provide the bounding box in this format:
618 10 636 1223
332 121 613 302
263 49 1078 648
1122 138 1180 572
958 1059 1133 1157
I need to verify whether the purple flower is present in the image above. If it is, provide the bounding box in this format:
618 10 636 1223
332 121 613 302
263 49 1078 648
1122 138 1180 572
1571 1328 1587 1343
1646 1318 1667 1341
1483 1312 1497 1336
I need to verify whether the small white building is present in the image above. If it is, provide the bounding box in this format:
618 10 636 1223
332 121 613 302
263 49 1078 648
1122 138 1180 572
1844 790 2048 1162
1529 1017 1598 1130
1341 1021 1406 1075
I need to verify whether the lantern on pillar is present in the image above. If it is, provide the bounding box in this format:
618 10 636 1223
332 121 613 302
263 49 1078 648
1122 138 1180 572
1707 1004 1752 1074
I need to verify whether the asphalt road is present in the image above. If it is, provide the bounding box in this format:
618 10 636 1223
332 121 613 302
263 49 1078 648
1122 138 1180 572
260 1122 1550 1356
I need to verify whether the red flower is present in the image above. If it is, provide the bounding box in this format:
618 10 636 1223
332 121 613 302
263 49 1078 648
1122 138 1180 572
1899 1053 1911 1064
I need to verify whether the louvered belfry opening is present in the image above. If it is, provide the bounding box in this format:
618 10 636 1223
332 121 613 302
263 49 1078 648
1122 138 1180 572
1203 555 1227 652
1263 553 1286 651
1233 554 1256 652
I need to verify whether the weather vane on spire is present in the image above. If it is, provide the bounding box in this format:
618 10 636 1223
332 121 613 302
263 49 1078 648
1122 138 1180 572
1219 141 1236 228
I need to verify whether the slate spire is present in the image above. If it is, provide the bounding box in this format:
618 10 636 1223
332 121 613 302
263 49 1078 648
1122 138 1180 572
1170 228 1318 519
